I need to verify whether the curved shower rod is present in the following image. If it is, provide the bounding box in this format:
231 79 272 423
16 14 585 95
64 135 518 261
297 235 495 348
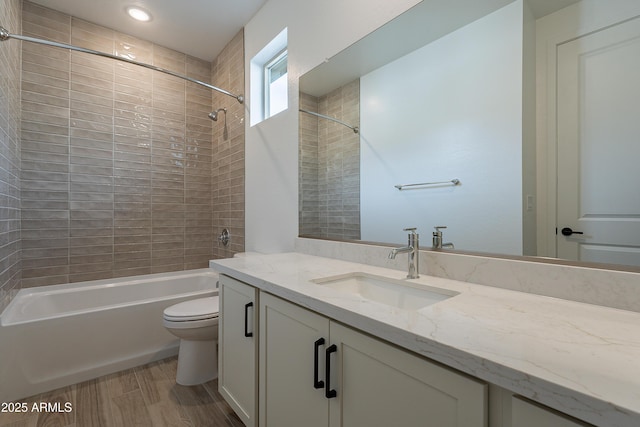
299 109 359 134
0 26 244 104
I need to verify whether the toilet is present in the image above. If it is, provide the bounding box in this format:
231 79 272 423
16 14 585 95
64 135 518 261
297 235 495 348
163 296 220 386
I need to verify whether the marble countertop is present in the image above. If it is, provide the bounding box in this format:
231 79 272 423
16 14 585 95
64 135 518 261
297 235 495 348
211 252 640 427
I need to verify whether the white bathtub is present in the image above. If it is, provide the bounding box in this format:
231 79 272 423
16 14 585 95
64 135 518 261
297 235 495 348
0 268 218 402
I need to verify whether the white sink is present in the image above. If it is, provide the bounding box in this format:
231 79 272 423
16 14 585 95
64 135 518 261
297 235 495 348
311 272 458 311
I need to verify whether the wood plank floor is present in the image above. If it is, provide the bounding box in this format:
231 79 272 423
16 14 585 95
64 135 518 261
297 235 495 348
0 356 244 427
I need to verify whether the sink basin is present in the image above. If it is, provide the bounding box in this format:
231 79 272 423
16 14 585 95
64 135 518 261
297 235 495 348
311 272 458 311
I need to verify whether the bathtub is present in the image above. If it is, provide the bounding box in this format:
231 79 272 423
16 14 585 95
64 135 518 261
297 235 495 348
0 268 218 402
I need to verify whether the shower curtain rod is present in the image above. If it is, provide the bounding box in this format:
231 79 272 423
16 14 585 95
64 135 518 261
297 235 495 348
299 109 359 134
0 26 244 104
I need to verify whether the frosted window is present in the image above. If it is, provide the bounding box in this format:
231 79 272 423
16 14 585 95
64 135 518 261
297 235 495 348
265 50 288 118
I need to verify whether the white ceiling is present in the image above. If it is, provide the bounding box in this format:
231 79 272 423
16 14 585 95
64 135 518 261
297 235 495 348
526 0 581 19
301 0 582 97
28 0 580 63
29 0 267 61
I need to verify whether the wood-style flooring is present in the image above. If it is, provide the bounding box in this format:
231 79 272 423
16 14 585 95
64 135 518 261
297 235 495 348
0 356 244 427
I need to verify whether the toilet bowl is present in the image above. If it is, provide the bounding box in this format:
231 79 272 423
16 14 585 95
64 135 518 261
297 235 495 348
163 296 219 385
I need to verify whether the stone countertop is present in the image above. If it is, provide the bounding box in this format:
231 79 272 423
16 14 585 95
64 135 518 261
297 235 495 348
210 252 640 427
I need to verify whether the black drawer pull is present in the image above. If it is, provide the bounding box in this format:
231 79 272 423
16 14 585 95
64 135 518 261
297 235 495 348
325 344 337 398
244 302 253 337
314 338 325 389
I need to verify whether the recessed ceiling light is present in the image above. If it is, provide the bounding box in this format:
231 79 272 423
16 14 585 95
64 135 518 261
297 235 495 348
126 6 152 22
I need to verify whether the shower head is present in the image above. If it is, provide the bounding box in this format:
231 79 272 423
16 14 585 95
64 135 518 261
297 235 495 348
208 108 227 121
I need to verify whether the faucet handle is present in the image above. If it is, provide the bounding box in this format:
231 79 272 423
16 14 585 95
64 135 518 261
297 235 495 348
403 227 417 233
433 226 447 234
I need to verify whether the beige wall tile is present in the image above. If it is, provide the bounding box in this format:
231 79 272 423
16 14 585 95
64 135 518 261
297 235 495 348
0 0 22 311
299 79 361 240
0 2 245 295
15 3 202 287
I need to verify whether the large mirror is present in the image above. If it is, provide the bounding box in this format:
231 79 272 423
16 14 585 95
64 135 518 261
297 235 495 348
298 0 640 270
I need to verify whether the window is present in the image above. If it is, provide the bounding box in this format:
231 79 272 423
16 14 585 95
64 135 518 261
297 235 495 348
250 28 288 125
264 49 288 118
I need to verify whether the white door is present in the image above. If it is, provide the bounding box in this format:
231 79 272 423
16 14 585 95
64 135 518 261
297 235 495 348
556 16 640 266
259 293 329 427
219 275 258 427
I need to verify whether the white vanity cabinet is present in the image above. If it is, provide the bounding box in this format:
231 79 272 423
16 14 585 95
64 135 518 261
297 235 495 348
511 397 594 427
259 291 329 427
259 292 488 427
219 275 259 427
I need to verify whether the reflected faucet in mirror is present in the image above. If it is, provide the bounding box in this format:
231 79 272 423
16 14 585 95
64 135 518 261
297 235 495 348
432 226 454 250
298 0 640 271
389 228 419 279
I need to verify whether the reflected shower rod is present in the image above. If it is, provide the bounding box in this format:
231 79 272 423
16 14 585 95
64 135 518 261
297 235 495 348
0 26 244 104
299 109 359 134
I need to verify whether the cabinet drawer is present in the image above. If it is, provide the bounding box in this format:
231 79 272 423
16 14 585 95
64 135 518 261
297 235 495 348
512 396 594 427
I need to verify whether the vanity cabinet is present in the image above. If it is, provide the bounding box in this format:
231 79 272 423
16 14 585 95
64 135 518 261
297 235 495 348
219 275 259 427
511 397 594 427
259 292 487 427
259 291 328 427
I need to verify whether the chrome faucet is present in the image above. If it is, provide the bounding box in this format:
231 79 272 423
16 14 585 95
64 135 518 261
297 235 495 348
432 226 454 249
388 227 419 279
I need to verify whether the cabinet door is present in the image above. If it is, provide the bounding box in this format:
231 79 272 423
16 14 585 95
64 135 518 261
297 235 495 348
219 275 258 427
259 293 330 427
328 322 487 427
512 397 593 427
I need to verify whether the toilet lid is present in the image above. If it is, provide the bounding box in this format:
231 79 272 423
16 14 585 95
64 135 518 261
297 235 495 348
163 296 219 321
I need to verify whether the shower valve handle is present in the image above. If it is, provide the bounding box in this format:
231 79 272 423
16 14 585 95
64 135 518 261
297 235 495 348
218 229 230 246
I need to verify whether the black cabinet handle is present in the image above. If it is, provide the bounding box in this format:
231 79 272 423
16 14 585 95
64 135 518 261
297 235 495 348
244 302 253 337
561 227 584 236
314 338 325 389
325 344 337 398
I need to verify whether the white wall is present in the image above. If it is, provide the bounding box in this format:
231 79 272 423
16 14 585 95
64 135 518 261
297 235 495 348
360 2 525 254
244 0 420 253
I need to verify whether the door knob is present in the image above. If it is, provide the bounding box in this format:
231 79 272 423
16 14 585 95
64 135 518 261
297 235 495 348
561 227 584 236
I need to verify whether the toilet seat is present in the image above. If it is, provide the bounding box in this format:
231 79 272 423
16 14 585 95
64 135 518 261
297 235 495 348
163 296 219 322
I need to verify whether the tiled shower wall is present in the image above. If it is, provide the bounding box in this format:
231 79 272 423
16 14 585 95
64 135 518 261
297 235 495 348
299 92 320 236
299 79 360 240
211 30 245 259
0 0 22 311
19 1 244 288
